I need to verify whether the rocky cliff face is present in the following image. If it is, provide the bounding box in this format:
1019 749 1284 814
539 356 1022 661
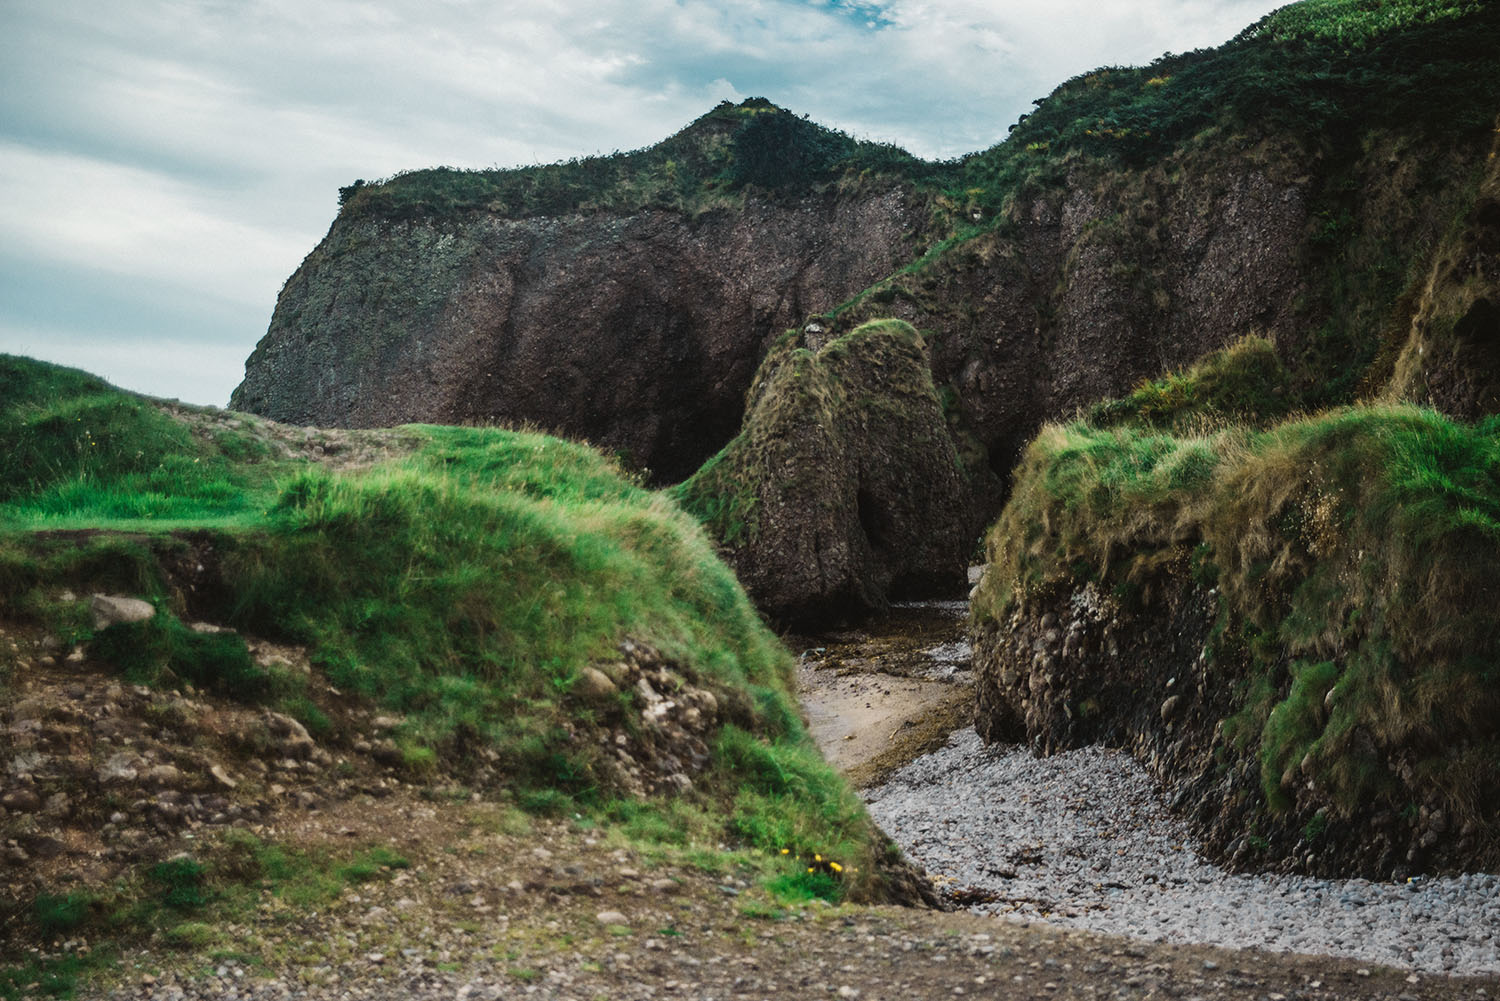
972 571 1500 880
1382 121 1500 421
824 135 1489 488
231 185 926 482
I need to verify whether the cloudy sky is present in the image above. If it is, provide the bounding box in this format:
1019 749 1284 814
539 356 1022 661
1 0 1285 408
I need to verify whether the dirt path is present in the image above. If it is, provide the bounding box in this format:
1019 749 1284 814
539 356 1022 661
77 794 1500 1000
8 603 1498 999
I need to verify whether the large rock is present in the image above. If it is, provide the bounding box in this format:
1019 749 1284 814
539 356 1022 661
1382 118 1500 420
90 594 156 630
675 319 969 624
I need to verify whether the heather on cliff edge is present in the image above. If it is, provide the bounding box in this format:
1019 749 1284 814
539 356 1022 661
0 355 895 915
972 388 1500 867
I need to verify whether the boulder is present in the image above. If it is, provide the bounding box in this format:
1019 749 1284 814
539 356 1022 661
90 594 155 630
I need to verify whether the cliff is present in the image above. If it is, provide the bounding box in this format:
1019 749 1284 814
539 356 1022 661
234 3 1500 620
230 102 941 481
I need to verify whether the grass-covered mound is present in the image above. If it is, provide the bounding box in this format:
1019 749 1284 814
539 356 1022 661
0 356 899 907
971 391 1500 872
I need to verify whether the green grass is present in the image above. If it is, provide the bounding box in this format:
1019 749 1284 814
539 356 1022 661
0 355 291 529
1248 0 1483 46
0 834 421 998
0 355 890 929
338 98 953 224
973 401 1500 828
1085 335 1296 433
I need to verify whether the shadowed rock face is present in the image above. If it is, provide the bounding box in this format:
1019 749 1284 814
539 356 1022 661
1383 122 1500 421
230 187 926 482
675 320 969 625
826 143 1315 489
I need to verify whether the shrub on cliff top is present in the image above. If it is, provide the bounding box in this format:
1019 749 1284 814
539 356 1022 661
973 403 1500 824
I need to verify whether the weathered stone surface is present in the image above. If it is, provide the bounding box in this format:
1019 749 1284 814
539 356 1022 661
232 184 927 483
678 319 969 624
969 569 1498 879
1 786 41 813
1382 120 1500 420
574 667 618 702
90 594 155 630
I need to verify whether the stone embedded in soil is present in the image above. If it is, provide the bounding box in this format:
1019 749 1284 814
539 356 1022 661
89 593 156 630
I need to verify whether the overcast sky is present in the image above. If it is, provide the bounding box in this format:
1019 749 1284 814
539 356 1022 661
1 0 1285 408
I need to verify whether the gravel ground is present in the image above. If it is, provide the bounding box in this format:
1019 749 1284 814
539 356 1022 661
867 729 1500 977
70 794 1499 1001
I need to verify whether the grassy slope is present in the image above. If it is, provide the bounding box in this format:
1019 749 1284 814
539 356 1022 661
972 333 1500 842
0 356 889 929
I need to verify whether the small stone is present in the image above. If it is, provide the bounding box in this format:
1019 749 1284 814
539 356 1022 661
144 763 184 788
598 661 632 685
1159 695 1182 721
209 764 238 789
596 910 630 927
838 988 860 999
575 667 618 701
1 787 41 813
90 594 156 630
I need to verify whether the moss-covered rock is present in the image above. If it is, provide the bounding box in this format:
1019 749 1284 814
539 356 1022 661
675 320 969 624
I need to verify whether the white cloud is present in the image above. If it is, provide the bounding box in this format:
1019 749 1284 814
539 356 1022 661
0 0 1286 406
0 143 305 312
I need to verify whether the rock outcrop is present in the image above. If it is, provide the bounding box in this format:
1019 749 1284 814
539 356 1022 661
233 6 1500 618
673 320 968 624
971 570 1500 880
